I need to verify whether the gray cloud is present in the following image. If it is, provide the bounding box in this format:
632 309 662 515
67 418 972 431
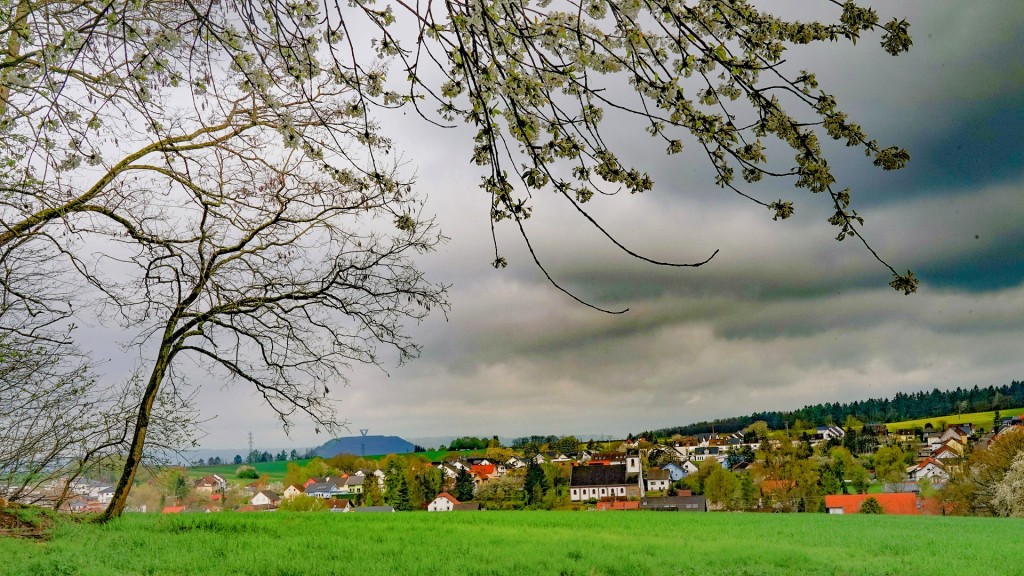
163 1 1024 448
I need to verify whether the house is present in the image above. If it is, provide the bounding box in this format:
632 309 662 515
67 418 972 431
893 429 919 444
906 458 948 482
506 456 527 469
645 468 671 492
436 462 461 480
97 487 116 504
662 462 688 482
931 445 961 461
815 426 845 442
304 482 340 499
940 425 972 445
249 490 279 507
343 475 364 494
162 505 186 514
761 479 796 499
596 500 640 511
640 496 707 512
470 464 496 478
326 500 353 513
453 502 481 511
282 484 303 500
193 474 227 493
427 492 460 512
863 423 889 437
569 464 641 502
542 452 573 463
689 447 720 462
824 493 920 515
357 469 387 487
935 437 965 456
304 477 328 489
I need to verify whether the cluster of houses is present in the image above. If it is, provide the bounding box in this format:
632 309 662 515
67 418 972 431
29 414 1024 516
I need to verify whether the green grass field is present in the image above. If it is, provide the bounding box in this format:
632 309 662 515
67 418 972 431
187 460 307 483
3 511 1024 576
187 450 485 485
885 406 1024 433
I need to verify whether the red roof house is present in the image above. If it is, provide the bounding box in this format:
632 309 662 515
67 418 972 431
824 493 920 515
596 500 640 511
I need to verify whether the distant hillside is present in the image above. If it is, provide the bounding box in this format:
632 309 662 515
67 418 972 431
312 435 414 458
642 380 1024 438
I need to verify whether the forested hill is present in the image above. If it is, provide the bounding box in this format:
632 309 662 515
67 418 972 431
643 381 1024 438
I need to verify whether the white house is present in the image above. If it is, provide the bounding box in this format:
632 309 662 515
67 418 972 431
906 458 949 482
282 485 303 500
250 490 279 507
646 469 671 492
506 456 527 469
427 492 460 512
305 482 340 499
97 487 116 504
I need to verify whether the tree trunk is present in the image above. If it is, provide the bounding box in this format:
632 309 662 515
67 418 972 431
96 341 174 522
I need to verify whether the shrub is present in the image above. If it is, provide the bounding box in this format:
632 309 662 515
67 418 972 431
236 465 259 479
860 497 883 514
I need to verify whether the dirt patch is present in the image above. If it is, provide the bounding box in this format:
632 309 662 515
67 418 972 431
0 505 55 539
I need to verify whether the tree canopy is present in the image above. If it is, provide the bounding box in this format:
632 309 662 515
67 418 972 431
0 0 918 518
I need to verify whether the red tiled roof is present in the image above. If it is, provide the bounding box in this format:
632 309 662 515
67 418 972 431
596 500 640 511
435 492 461 505
471 464 495 476
823 493 919 515
761 480 796 494
162 506 186 514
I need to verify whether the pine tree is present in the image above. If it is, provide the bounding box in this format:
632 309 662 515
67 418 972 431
523 460 548 506
455 469 475 502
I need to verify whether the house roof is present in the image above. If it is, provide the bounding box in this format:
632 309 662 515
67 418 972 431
471 464 496 476
434 492 460 505
761 479 796 494
909 458 945 472
640 496 707 511
305 482 338 493
823 493 920 515
344 476 365 487
596 500 640 511
452 502 481 511
162 506 186 514
646 469 670 481
570 465 628 487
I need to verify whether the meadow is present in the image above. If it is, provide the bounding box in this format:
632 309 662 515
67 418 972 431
3 511 1024 576
885 406 1024 433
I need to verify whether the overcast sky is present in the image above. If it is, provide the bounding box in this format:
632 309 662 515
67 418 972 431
145 1 1024 451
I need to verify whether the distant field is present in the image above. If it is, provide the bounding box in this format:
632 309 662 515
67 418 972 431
3 511 1024 576
187 460 309 483
187 449 484 484
885 406 1024 433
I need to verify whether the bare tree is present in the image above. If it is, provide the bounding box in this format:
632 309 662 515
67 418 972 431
0 244 196 506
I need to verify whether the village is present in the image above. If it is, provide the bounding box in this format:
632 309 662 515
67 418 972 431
39 412 1024 517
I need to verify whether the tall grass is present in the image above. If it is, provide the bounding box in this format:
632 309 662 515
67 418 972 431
3 511 1023 576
